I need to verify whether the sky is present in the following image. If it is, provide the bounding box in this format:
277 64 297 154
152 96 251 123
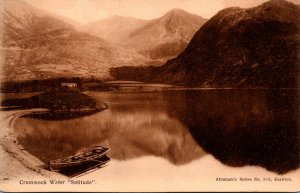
23 0 300 24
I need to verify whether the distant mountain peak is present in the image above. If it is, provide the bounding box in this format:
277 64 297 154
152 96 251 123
162 8 205 20
82 8 207 61
165 8 188 15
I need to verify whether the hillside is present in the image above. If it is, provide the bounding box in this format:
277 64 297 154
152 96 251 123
1 0 149 81
82 16 147 43
83 9 207 61
112 0 300 88
126 9 207 60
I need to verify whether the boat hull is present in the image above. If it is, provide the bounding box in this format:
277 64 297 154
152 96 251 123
49 146 110 171
50 156 109 171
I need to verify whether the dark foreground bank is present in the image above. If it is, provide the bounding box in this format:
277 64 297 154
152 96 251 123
1 91 108 119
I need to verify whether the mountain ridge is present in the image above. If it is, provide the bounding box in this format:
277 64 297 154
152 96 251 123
81 15 147 43
1 0 150 81
111 0 300 88
82 8 207 61
124 8 207 60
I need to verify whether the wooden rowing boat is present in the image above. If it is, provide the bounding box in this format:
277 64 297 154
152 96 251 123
49 146 110 171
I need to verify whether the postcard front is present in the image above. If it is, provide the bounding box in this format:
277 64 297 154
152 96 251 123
0 0 299 192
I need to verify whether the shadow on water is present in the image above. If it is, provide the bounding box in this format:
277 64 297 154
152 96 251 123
22 111 98 120
165 89 299 174
12 89 299 174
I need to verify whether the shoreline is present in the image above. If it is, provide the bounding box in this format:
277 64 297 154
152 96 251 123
0 109 64 180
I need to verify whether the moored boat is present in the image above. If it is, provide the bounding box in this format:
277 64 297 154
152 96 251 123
49 146 110 171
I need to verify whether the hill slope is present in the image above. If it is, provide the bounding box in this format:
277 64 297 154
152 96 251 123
1 0 148 81
82 16 147 43
159 0 300 87
83 9 207 61
126 9 207 60
112 0 300 88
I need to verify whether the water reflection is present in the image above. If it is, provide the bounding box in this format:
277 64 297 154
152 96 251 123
14 90 299 173
14 92 204 166
164 89 299 174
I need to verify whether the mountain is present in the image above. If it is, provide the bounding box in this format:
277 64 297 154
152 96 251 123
1 0 148 81
126 9 207 60
83 9 207 61
82 16 147 43
112 0 300 88
2 0 71 43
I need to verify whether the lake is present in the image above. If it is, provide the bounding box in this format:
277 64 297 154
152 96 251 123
13 89 299 174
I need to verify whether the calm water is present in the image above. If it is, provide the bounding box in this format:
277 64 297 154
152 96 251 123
14 89 299 173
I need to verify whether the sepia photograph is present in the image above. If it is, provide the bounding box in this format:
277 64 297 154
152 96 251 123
0 0 299 191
